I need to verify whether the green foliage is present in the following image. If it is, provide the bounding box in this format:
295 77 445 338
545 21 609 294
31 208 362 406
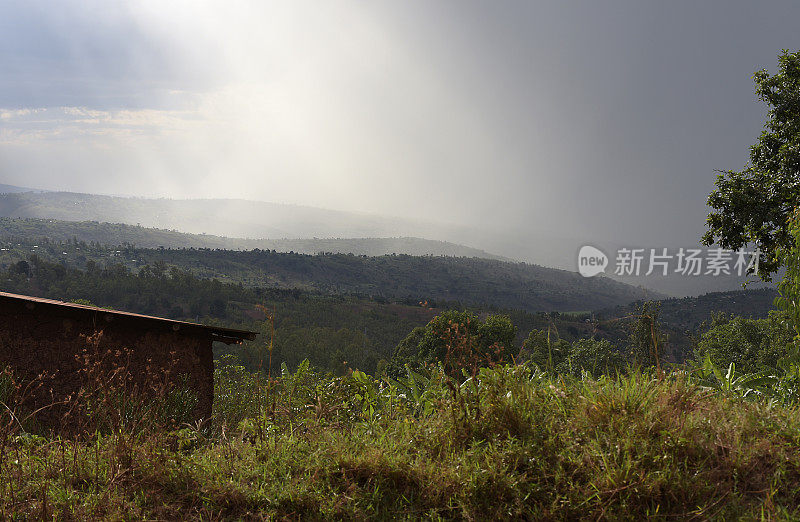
7 364 800 518
385 365 442 417
703 49 800 278
776 208 800 345
477 314 517 355
212 355 263 428
397 310 480 363
628 301 664 368
392 311 517 374
693 311 794 373
692 358 777 400
522 327 570 371
563 338 626 377
523 329 628 377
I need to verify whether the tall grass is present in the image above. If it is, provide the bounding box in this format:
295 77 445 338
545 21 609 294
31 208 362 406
6 319 800 519
4 352 800 519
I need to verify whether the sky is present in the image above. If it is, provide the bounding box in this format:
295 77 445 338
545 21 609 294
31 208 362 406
1 0 800 254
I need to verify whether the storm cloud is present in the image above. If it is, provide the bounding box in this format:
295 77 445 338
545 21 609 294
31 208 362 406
1 0 799 267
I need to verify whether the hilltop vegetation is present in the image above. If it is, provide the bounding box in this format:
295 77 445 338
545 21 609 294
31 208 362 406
0 217 506 259
599 288 778 331
0 233 655 312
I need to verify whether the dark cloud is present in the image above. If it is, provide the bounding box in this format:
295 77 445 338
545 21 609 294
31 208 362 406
1 0 799 270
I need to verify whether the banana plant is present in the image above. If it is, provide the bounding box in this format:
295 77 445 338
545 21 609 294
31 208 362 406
694 357 777 399
350 370 381 420
386 365 439 417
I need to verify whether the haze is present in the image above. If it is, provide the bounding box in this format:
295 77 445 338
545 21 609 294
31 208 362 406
2 0 800 266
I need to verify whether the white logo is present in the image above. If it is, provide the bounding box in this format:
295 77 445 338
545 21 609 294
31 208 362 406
578 245 608 277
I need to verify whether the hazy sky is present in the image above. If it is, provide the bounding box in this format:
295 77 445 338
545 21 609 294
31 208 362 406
1 0 799 248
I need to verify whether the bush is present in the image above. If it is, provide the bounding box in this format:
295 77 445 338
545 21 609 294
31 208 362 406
522 328 570 371
693 311 794 373
563 338 627 377
392 310 517 376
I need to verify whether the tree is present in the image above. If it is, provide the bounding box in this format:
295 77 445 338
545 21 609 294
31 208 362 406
391 311 517 375
476 314 518 358
776 208 800 346
522 328 570 371
564 338 626 378
693 312 793 373
9 260 30 277
702 50 800 279
628 302 665 369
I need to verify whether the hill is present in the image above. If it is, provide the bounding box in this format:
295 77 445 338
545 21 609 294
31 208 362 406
0 217 506 259
0 189 770 298
0 190 455 241
0 234 657 313
0 184 47 194
598 288 778 331
0 253 637 374
142 248 658 312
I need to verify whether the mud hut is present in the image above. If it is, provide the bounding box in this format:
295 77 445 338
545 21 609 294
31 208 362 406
0 291 257 430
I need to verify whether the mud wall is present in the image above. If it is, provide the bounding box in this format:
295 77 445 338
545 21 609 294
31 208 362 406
0 300 213 431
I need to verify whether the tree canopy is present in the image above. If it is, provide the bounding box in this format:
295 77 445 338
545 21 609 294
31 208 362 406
702 50 800 279
392 310 517 375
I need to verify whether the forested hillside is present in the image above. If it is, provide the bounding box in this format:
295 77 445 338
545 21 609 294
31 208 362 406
0 255 612 374
0 217 506 259
598 288 778 331
0 233 655 312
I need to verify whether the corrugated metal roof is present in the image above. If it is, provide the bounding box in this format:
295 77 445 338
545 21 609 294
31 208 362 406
0 291 258 344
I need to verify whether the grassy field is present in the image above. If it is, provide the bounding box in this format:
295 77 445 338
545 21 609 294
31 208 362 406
3 359 800 520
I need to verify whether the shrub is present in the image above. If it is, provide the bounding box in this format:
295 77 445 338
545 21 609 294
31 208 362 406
694 311 794 373
563 338 627 377
522 328 570 371
392 311 517 376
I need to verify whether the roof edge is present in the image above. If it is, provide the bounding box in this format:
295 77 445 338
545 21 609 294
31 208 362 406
0 291 258 342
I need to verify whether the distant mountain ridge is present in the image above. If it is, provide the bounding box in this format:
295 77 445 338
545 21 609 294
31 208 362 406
0 231 661 313
0 187 765 298
0 190 457 241
598 288 779 331
0 217 509 259
0 184 47 194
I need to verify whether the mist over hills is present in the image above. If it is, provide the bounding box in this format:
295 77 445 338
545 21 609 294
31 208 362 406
0 184 47 194
0 187 774 297
0 190 457 241
0 187 575 264
0 217 507 259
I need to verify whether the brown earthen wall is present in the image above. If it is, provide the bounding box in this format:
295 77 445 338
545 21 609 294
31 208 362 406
0 301 213 431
